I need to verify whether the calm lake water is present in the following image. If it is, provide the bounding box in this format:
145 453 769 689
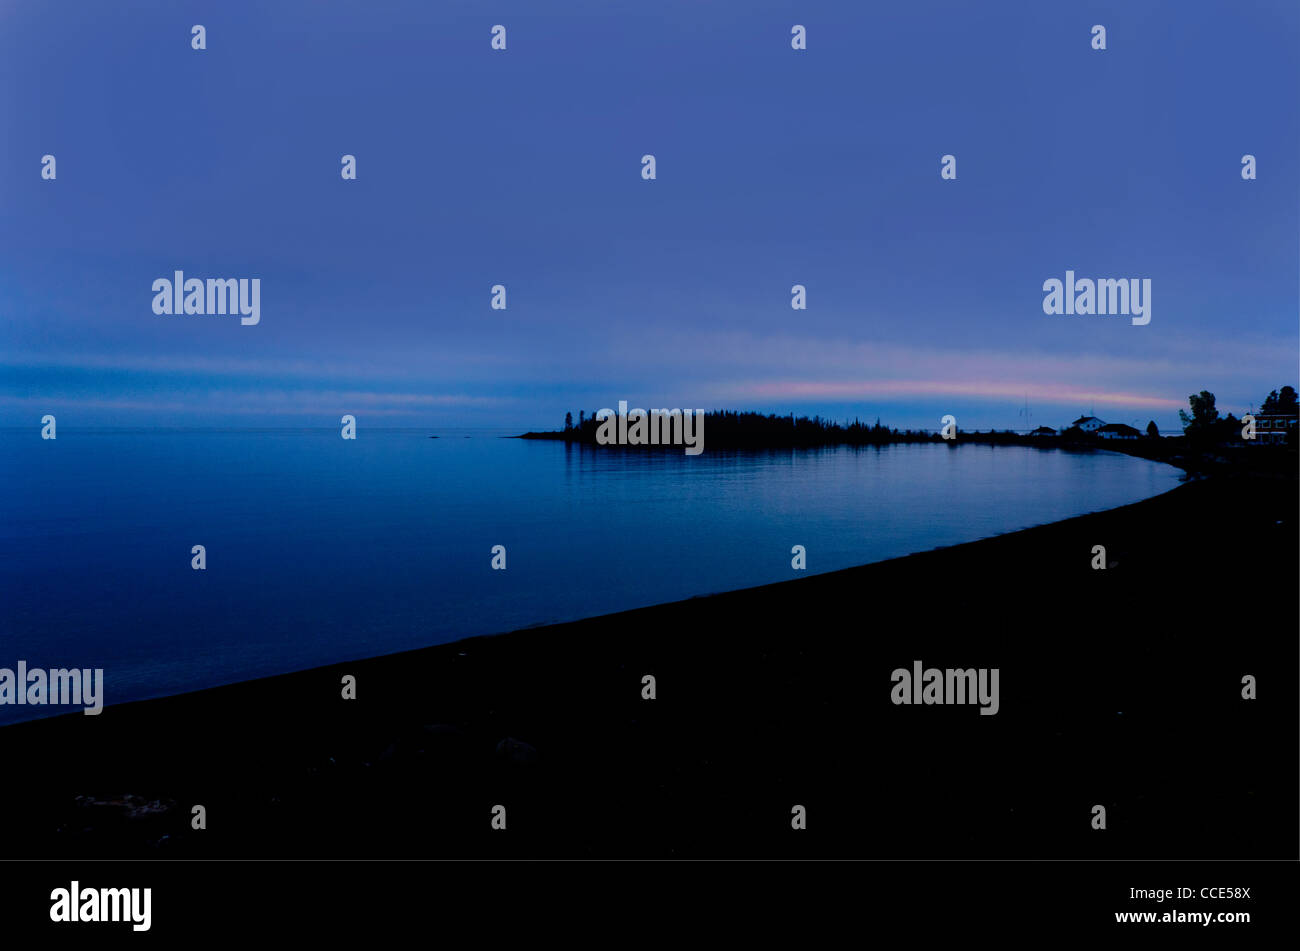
0 429 1181 722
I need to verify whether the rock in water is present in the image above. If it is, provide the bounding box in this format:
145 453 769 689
495 737 539 766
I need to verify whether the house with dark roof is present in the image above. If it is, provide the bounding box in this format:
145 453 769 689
1028 426 1057 437
1096 422 1141 440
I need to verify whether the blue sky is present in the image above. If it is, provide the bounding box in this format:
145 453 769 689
2 0 1297 432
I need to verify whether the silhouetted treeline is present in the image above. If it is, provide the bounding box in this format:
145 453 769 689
526 410 953 448
516 390 1298 464
1175 386 1298 448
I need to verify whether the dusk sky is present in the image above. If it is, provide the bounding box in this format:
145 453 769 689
2 0 1297 432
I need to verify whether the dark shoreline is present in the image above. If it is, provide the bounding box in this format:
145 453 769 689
519 425 1296 476
3 468 1295 859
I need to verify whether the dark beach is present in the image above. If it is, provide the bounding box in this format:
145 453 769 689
3 460 1295 859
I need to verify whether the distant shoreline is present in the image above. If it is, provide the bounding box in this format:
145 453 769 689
518 425 1296 478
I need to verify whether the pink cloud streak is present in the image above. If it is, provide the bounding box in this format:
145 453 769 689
734 380 1184 409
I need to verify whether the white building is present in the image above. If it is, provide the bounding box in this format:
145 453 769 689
1070 415 1105 433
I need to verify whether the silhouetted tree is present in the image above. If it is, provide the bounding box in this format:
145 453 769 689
1179 391 1220 440
1220 412 1242 443
565 412 573 432
1146 420 1159 438
1261 386 1298 414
